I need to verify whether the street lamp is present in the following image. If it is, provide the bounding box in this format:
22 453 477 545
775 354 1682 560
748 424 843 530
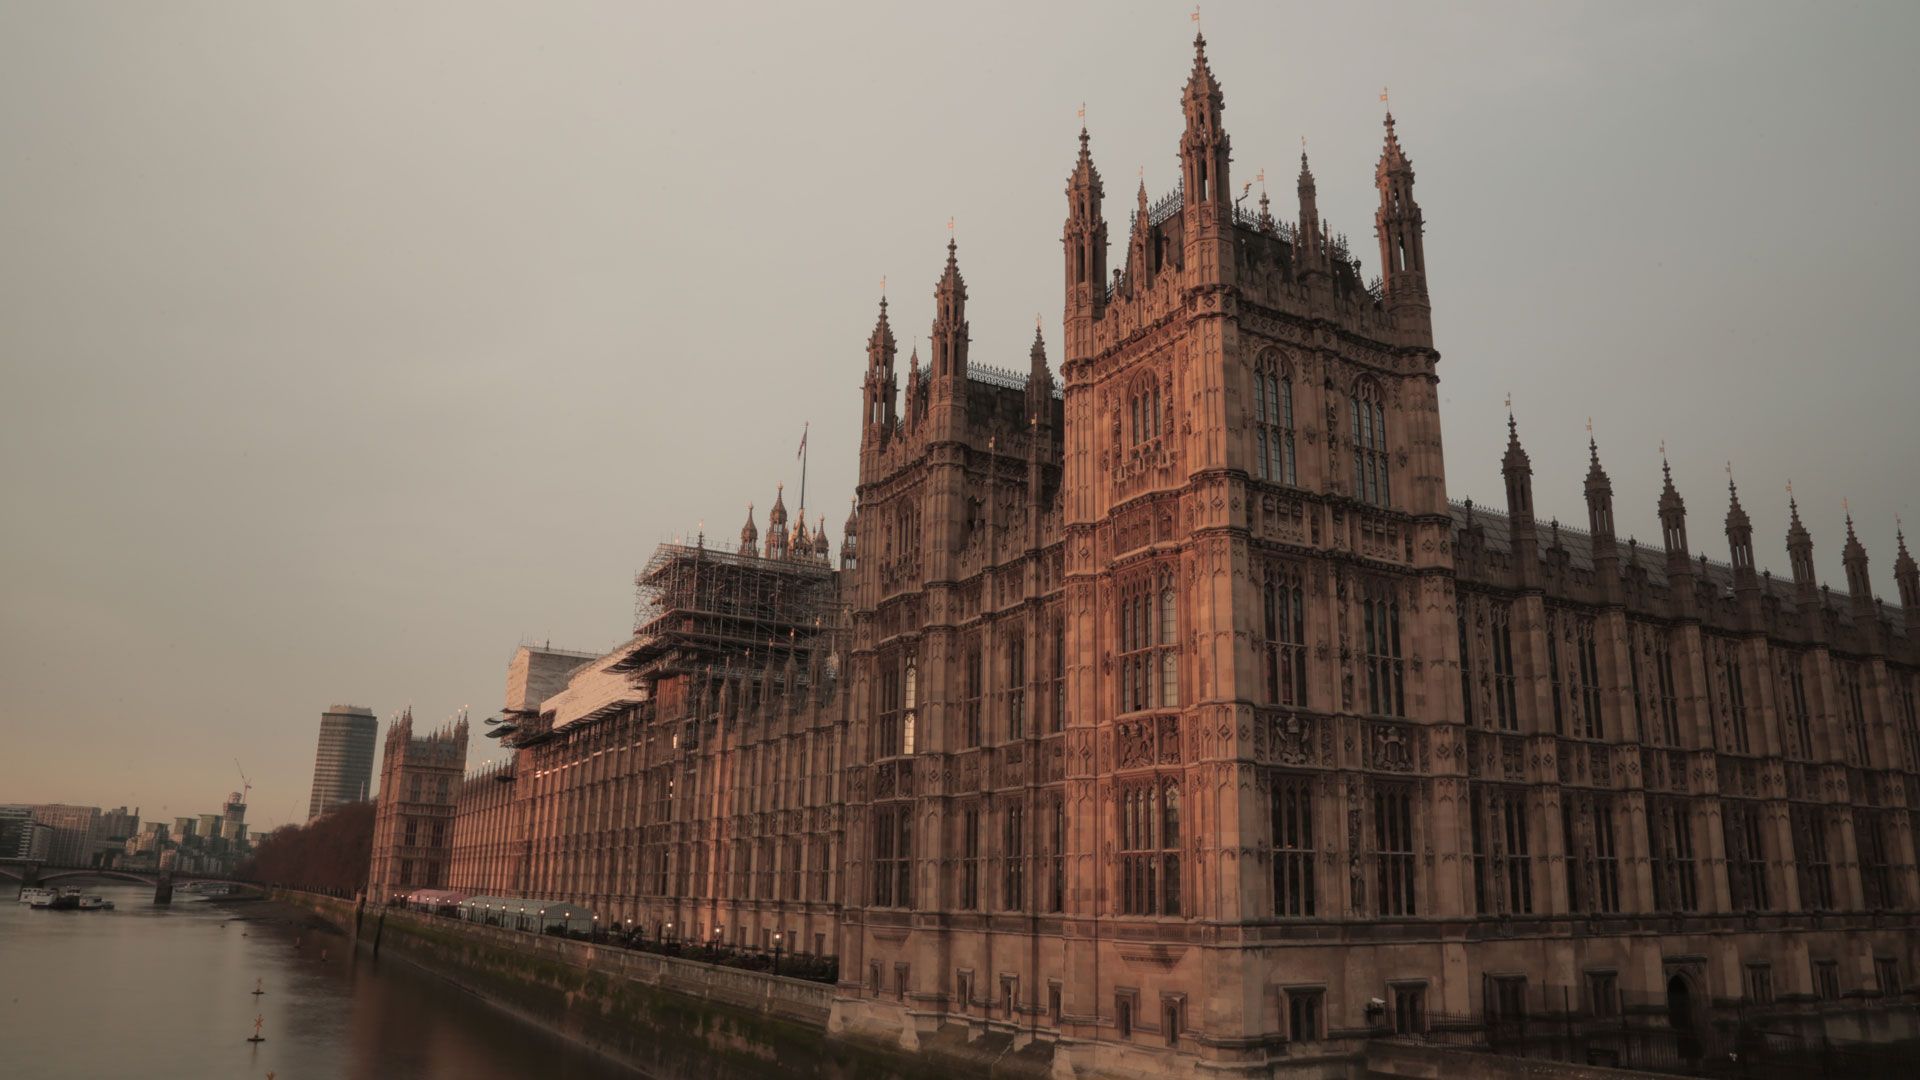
772 932 783 977
592 913 600 943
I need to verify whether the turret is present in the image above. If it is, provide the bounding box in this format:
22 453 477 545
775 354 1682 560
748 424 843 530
1374 108 1429 328
1894 522 1918 634
1063 125 1107 351
1179 33 1230 224
1725 474 1761 623
1659 457 1697 611
1502 413 1538 587
1786 492 1817 609
1842 509 1884 653
1124 179 1152 297
1178 34 1234 285
862 296 897 447
764 484 790 560
1585 435 1621 603
813 514 831 562
739 503 758 557
1296 150 1322 274
903 345 923 431
1027 325 1053 428
929 239 969 406
792 509 811 561
841 498 859 571
1843 510 1872 604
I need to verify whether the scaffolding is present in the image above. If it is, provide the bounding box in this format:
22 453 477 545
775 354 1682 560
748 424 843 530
622 541 837 682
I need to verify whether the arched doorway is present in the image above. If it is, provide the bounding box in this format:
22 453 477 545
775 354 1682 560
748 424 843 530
1667 974 1702 1063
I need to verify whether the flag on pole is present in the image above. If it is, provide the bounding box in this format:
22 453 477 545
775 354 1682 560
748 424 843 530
797 421 809 459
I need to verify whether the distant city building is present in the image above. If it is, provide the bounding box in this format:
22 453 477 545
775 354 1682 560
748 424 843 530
173 815 197 840
366 709 466 899
98 806 139 842
30 804 100 866
307 704 378 821
8 822 53 861
197 813 221 841
0 806 44 860
221 791 247 844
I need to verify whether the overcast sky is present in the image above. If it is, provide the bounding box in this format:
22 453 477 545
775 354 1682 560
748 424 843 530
2 1 1915 825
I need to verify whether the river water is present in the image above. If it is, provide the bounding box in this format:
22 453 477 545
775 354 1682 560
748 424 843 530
0 881 638 1080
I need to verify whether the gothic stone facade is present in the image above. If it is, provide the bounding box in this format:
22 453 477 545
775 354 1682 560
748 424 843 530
436 37 1920 1077
367 710 467 900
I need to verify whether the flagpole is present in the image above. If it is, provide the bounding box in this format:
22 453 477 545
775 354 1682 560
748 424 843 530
798 421 809 513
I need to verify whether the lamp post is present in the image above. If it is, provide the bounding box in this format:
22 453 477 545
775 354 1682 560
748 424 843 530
665 921 674 950
772 932 783 977
592 913 600 943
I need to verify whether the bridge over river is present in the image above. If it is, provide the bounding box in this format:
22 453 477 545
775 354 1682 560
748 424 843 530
1 858 256 903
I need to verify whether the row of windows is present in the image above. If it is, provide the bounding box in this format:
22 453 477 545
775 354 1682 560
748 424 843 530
873 623 1069 758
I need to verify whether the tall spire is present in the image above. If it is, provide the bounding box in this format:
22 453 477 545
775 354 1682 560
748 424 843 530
1502 411 1538 588
1842 505 1872 602
739 502 758 557
1657 453 1695 603
1785 486 1818 603
1374 104 1428 319
863 294 898 444
1063 121 1107 342
1585 431 1621 603
764 483 790 560
930 236 969 390
1296 148 1321 270
1894 518 1918 627
1179 31 1231 227
1027 323 1053 427
840 497 859 571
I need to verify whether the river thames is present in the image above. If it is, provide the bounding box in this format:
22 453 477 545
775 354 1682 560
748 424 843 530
0 882 638 1079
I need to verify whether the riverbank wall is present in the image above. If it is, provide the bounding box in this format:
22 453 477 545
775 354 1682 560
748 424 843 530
276 890 1045 1079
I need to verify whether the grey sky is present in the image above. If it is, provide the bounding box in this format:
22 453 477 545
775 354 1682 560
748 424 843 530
2 1 1914 823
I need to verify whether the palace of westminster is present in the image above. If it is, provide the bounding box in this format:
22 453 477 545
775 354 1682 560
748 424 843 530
365 35 1920 1077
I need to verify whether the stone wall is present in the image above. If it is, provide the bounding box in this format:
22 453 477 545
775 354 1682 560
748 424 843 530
278 890 1042 1079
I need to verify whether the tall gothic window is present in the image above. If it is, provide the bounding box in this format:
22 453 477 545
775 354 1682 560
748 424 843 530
1724 801 1770 911
1007 633 1026 741
872 804 912 908
1459 614 1475 726
1003 803 1025 911
1350 378 1390 507
1792 806 1833 911
1270 774 1315 917
1118 569 1178 713
1563 793 1621 915
1050 617 1066 734
1374 783 1417 916
1724 651 1750 754
1654 634 1681 746
1491 607 1518 731
1547 613 1565 734
1118 778 1181 916
1898 675 1920 772
960 805 982 910
963 641 983 748
1363 585 1406 717
1861 812 1896 911
1264 563 1308 707
1469 786 1531 915
1574 620 1603 739
1252 355 1297 485
1129 377 1164 447
1046 794 1066 913
1782 656 1812 759
877 659 902 758
903 661 917 754
1647 798 1698 912
1840 663 1870 764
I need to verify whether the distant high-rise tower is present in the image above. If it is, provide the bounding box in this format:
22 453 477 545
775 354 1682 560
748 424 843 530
307 704 379 821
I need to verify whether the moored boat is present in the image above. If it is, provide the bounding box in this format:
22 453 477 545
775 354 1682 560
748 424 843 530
77 894 114 910
19 887 56 906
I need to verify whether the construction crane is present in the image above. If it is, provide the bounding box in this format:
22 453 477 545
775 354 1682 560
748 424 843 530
234 759 252 805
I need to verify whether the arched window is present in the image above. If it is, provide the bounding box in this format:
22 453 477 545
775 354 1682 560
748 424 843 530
903 662 918 754
1351 379 1390 506
1128 376 1166 448
1361 583 1405 717
1117 568 1179 712
1252 354 1297 485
